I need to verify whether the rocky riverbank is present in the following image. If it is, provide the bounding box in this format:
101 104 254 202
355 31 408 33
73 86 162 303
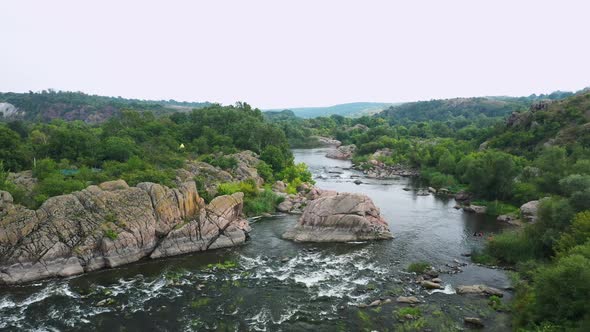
0 179 249 285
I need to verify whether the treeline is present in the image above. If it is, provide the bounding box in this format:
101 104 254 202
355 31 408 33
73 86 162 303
377 92 575 125
0 102 300 211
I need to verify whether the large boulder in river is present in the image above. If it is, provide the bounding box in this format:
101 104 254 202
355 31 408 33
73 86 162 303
282 192 392 242
325 144 356 160
0 180 249 285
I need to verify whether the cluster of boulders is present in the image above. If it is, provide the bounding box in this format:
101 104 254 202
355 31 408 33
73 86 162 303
325 144 356 160
0 179 250 285
409 186 452 197
271 181 316 214
351 149 419 178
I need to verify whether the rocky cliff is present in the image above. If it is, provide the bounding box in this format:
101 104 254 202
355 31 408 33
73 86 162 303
0 180 250 285
283 192 393 242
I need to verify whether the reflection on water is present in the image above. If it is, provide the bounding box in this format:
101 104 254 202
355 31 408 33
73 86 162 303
0 148 513 331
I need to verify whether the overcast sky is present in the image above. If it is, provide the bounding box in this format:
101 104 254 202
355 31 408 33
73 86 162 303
1 1 589 109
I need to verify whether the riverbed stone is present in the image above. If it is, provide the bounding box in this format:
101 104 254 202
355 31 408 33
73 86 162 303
456 285 503 297
464 317 484 327
396 296 420 304
421 280 443 289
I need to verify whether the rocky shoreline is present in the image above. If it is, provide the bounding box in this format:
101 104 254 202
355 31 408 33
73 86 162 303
0 180 249 285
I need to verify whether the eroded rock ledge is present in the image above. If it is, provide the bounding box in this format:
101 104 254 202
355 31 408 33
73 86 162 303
283 192 393 242
0 180 250 285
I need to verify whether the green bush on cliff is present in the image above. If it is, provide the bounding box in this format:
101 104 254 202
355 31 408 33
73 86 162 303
243 189 283 216
216 180 282 216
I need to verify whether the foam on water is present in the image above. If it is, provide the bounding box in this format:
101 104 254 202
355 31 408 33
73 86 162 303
428 284 456 295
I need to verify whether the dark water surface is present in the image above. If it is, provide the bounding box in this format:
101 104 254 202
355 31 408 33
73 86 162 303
0 148 513 331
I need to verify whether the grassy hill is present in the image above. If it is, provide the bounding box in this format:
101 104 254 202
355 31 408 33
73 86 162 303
0 90 211 123
265 102 395 118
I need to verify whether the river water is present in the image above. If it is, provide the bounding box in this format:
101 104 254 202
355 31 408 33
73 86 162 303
0 148 513 331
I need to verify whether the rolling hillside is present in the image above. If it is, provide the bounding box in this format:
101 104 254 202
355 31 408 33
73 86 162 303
0 90 211 123
265 102 395 118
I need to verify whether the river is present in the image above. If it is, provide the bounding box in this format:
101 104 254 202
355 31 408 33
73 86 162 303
0 148 513 331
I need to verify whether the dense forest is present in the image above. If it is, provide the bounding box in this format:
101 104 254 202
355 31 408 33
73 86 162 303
0 102 311 216
272 90 590 330
1 89 590 329
0 90 211 123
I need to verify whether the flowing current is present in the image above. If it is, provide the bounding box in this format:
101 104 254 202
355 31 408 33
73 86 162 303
0 148 513 331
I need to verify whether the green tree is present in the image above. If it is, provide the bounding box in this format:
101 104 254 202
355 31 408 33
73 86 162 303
462 150 522 200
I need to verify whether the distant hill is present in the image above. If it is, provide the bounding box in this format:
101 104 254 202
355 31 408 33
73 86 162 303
487 90 590 154
262 109 299 122
377 93 575 125
0 90 211 123
265 102 396 118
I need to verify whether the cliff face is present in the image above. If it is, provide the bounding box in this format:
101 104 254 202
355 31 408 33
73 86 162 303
0 180 250 285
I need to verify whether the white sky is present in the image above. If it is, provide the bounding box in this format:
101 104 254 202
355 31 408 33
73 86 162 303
1 0 589 109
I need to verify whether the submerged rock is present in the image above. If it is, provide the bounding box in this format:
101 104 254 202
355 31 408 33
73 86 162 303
464 317 484 327
282 192 392 242
0 180 250 285
396 296 420 304
462 205 487 214
456 285 503 297
420 280 443 289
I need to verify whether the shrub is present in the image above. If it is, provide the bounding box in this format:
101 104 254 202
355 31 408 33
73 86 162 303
201 155 238 171
217 179 258 198
280 163 313 184
243 189 283 216
470 200 518 216
486 229 539 264
421 169 456 188
530 249 590 328
256 161 274 183
471 250 498 265
512 181 540 205
103 229 118 240
217 182 241 196
407 261 430 274
37 174 87 198
556 211 590 254
394 307 422 319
